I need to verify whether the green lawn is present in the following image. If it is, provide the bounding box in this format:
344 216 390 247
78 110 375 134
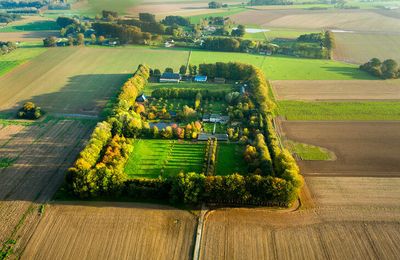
125 139 205 179
284 140 333 160
278 101 400 120
215 143 247 175
145 82 232 95
203 122 226 134
189 50 372 80
0 48 47 77
0 21 59 32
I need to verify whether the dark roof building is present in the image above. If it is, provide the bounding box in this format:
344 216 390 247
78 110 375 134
160 72 181 83
135 94 147 102
194 75 207 82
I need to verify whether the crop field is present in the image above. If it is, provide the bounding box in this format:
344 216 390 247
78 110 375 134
0 47 190 116
125 139 205 179
0 47 46 77
281 121 400 176
144 82 232 96
199 176 400 259
272 80 400 100
0 119 92 253
190 50 371 80
277 100 400 120
333 32 400 64
215 143 247 176
22 202 197 260
230 9 400 32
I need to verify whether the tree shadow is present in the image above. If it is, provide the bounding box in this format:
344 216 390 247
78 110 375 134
320 66 377 80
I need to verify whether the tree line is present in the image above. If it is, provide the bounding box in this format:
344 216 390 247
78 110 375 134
360 58 399 79
0 41 16 55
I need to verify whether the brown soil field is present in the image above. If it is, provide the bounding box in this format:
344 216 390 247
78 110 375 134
230 9 400 32
333 32 400 64
0 31 57 42
281 121 400 176
272 80 400 100
199 176 400 259
0 47 189 116
0 120 92 254
22 202 197 260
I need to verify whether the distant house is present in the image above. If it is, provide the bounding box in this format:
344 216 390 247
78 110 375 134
198 133 229 141
136 94 147 103
194 75 207 83
160 72 181 83
165 40 175 48
214 77 226 84
203 114 229 124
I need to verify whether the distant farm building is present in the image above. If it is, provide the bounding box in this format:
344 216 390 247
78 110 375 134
160 72 181 83
198 133 229 141
164 40 175 48
203 114 229 124
214 77 226 84
194 75 207 83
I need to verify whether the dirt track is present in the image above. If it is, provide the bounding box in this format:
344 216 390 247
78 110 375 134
272 80 400 101
22 202 197 260
281 121 400 176
199 176 400 260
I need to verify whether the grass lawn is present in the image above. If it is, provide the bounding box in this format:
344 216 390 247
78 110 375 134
284 140 333 160
125 139 205 179
0 48 47 77
189 50 372 80
215 143 247 175
0 21 59 32
278 101 400 120
144 82 233 95
203 122 226 134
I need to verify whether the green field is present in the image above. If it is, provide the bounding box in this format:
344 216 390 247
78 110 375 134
188 7 247 24
0 21 59 32
125 139 205 179
190 50 372 80
144 82 232 95
215 143 247 176
244 28 318 41
284 140 333 160
0 48 47 77
278 101 400 120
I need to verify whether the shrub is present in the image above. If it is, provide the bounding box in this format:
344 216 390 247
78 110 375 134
17 102 43 120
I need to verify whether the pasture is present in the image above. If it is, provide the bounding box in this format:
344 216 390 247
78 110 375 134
272 80 400 101
22 202 197 260
125 139 205 179
0 47 190 116
190 50 372 80
333 32 400 64
281 121 400 176
277 100 400 120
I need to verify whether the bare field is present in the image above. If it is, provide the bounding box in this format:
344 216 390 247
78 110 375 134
334 32 400 64
272 80 400 100
22 202 197 260
0 31 57 42
0 47 189 115
200 176 400 260
230 9 400 32
0 120 92 249
281 121 400 176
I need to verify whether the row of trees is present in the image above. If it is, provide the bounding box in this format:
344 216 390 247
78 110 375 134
151 88 226 100
203 138 218 175
0 13 20 23
0 41 16 55
360 58 399 79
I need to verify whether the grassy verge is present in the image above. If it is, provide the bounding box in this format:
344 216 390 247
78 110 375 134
278 101 400 120
284 140 334 161
215 143 247 175
125 139 205 179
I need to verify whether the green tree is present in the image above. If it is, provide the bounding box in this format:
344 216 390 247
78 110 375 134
179 65 187 75
381 59 399 79
77 33 85 45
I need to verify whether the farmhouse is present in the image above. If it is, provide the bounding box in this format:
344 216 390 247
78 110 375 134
203 114 229 124
194 75 207 83
160 72 181 83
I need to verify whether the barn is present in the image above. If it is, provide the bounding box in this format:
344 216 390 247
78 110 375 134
160 72 181 83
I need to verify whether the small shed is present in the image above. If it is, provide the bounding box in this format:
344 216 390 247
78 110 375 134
136 94 147 103
160 72 181 83
194 75 207 83
214 77 226 84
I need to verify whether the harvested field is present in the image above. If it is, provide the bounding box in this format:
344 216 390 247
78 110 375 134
0 47 189 115
0 31 57 42
272 80 400 100
22 202 197 260
230 9 400 32
199 176 400 259
333 32 400 64
0 120 92 252
281 121 400 176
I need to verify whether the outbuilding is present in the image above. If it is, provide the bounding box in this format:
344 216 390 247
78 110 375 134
160 72 181 83
194 75 207 83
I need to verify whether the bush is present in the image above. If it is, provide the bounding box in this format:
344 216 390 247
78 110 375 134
17 102 43 119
